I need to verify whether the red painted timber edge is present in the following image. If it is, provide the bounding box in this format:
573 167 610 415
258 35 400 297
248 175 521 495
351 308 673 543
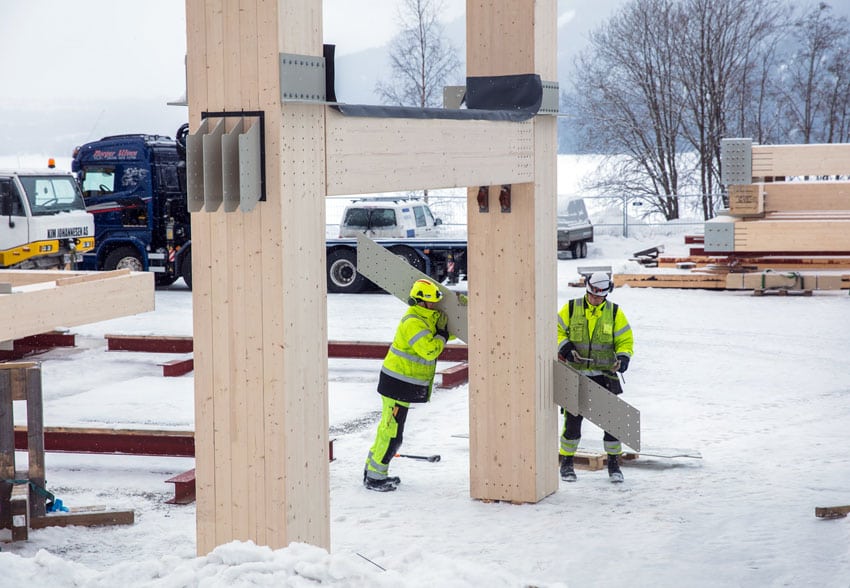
13 428 335 462
438 362 469 388
15 428 195 457
328 341 468 361
106 335 193 353
0 332 76 361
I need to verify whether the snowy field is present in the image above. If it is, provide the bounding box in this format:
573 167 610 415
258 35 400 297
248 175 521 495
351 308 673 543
2 230 849 587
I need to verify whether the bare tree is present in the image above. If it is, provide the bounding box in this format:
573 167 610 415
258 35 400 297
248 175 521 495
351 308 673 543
675 0 786 218
375 0 461 108
773 2 850 144
567 0 687 221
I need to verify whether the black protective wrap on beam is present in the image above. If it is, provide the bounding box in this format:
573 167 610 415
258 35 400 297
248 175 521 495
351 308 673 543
331 74 542 122
465 74 542 113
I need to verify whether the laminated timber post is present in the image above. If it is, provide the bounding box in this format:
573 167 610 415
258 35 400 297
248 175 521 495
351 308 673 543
466 1 560 502
186 0 329 554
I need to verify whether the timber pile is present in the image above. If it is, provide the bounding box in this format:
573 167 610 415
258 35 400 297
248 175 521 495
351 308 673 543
614 140 850 291
707 140 850 256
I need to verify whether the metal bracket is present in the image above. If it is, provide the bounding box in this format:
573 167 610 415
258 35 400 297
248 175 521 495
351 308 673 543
476 186 489 213
499 185 511 213
721 138 753 186
186 111 266 213
553 360 641 452
279 53 326 102
539 80 559 115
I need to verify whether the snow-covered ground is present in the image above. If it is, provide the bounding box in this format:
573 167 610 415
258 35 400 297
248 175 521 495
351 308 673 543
2 231 849 587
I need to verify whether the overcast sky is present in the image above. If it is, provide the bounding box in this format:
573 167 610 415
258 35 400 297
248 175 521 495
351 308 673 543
0 0 599 158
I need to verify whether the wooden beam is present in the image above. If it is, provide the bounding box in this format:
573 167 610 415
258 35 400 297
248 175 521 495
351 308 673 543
188 0 329 554
466 0 559 504
762 181 850 213
734 219 850 253
325 109 534 195
30 509 135 529
752 143 850 177
0 271 154 343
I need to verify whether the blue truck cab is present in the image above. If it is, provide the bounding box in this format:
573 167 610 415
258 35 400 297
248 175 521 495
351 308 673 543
71 131 192 287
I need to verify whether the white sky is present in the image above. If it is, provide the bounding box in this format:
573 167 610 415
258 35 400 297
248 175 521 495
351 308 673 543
0 0 466 109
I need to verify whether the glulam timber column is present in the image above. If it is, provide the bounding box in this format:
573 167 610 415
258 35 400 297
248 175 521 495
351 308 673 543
186 0 329 554
466 0 559 502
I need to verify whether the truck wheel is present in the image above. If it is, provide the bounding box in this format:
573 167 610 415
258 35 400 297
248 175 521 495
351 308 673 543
390 246 426 272
103 246 144 272
579 241 588 258
327 249 366 293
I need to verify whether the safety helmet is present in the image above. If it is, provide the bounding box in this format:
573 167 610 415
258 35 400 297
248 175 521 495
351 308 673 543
408 278 443 305
586 271 614 296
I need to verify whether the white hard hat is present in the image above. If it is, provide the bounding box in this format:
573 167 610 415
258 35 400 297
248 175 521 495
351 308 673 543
586 271 613 296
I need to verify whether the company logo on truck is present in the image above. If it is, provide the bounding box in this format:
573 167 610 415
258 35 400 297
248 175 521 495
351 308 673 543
92 149 139 160
47 227 90 238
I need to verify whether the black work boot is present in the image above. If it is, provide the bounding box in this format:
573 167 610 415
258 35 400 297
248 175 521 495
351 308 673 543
559 455 577 482
363 471 398 492
607 454 624 483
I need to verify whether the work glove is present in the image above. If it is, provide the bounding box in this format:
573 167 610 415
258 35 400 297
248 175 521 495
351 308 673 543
436 311 449 331
458 293 469 306
558 341 576 362
616 354 630 373
435 327 449 341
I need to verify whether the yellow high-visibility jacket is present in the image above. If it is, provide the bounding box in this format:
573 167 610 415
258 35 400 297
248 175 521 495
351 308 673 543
378 304 447 403
557 295 633 378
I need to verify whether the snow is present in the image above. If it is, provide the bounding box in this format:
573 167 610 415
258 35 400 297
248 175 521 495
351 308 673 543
3 220 850 586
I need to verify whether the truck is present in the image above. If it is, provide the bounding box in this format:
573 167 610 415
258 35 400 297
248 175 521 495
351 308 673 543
71 128 193 287
557 197 593 259
0 168 95 269
72 125 467 293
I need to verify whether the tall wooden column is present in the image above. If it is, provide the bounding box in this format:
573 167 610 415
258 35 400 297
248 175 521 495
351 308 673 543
466 0 559 502
186 0 329 554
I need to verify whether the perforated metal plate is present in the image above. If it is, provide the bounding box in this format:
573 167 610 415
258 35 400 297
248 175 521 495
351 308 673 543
721 138 753 186
553 360 641 452
356 234 468 342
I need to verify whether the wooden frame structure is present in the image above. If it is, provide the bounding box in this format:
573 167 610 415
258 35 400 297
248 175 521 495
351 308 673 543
186 0 558 554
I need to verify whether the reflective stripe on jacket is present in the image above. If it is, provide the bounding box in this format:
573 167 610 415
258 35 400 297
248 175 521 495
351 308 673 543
557 295 633 377
378 304 446 403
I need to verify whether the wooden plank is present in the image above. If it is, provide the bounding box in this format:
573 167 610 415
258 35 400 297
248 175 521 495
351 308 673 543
438 362 469 388
815 505 850 519
0 369 13 529
161 358 194 377
762 181 850 212
752 143 850 177
106 335 193 353
10 481 29 541
325 110 534 196
0 272 154 343
239 0 266 548
466 0 559 504
187 0 217 555
614 273 726 289
25 366 45 519
734 219 850 253
30 509 135 529
55 269 131 286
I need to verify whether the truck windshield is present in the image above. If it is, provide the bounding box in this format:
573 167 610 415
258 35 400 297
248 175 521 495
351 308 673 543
18 176 86 216
79 168 116 196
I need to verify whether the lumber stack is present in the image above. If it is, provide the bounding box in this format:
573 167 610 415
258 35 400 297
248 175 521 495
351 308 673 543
708 140 850 255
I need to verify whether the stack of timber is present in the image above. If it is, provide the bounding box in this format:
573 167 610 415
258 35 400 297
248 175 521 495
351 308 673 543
707 140 850 257
615 140 850 291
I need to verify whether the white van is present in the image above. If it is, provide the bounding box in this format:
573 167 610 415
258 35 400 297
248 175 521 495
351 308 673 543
339 199 442 238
